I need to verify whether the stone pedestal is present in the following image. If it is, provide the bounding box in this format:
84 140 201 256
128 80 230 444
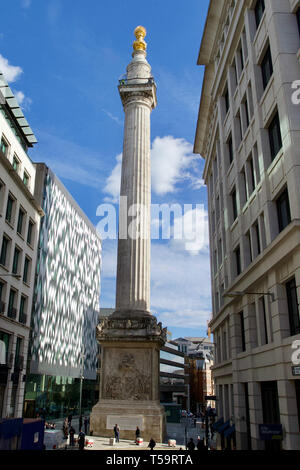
90 315 167 442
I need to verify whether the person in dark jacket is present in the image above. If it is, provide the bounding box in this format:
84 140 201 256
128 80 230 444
78 430 85 451
187 438 195 451
196 436 206 451
135 426 141 443
148 438 156 450
69 426 75 447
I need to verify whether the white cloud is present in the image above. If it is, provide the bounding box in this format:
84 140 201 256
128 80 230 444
151 136 196 195
151 242 211 328
103 153 122 202
0 54 23 83
103 135 203 201
102 109 122 126
14 90 32 110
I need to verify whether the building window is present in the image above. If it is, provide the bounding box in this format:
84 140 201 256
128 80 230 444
0 281 5 313
12 155 20 172
286 278 300 336
276 188 291 233
231 188 238 222
23 171 30 188
254 222 261 256
224 87 230 115
238 41 244 73
8 289 17 319
261 45 273 90
260 297 269 345
243 96 250 130
268 111 282 161
235 245 242 276
239 311 246 352
255 0 265 29
261 381 281 451
19 295 27 325
27 220 34 246
296 381 300 432
17 208 25 236
249 155 256 193
0 137 9 157
0 235 10 267
0 179 5 214
5 194 15 225
23 257 31 284
297 8 300 38
12 247 21 275
228 134 233 166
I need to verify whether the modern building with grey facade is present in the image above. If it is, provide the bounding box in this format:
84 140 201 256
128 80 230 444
24 164 102 419
194 0 300 450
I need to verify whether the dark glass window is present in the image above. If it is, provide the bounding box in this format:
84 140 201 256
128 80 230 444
254 222 261 255
261 296 269 345
27 221 34 245
286 278 300 336
268 112 282 161
235 245 241 276
255 0 265 29
12 156 19 172
261 45 273 90
244 98 250 129
240 311 246 351
224 87 230 114
23 257 30 284
8 289 16 319
261 381 281 451
296 8 300 38
5 195 14 224
276 188 291 232
296 381 300 432
249 157 256 192
232 188 238 221
228 135 233 165
12 247 20 275
17 209 25 235
0 138 8 157
0 236 9 266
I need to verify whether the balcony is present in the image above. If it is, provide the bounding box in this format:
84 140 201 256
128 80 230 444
7 307 17 320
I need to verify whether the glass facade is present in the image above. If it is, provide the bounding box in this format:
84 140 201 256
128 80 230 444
24 374 98 420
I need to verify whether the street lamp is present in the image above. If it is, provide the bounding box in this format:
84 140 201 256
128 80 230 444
224 290 275 302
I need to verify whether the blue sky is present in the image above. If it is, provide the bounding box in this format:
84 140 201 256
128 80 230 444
0 0 211 339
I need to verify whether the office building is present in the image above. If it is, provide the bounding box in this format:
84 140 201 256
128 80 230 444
0 71 42 418
24 164 102 419
194 0 300 449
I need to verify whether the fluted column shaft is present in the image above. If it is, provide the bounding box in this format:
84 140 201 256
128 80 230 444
116 95 152 314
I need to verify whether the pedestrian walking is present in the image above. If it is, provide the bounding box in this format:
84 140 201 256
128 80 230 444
135 426 141 444
68 413 73 427
69 426 75 447
79 414 83 433
196 436 206 451
78 430 85 451
187 438 195 451
114 424 120 443
63 418 69 440
84 416 89 435
148 438 156 450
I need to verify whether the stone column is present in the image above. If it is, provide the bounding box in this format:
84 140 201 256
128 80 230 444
90 26 166 443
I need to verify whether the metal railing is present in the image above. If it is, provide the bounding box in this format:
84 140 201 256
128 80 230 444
118 76 155 86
